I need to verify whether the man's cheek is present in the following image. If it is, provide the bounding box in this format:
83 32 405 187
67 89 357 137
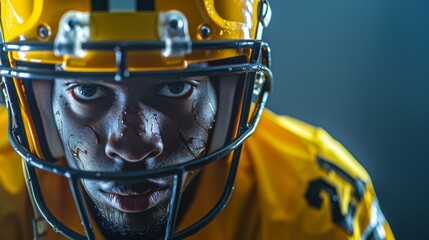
63 131 89 169
59 121 94 169
52 108 84 169
83 124 102 145
178 129 207 158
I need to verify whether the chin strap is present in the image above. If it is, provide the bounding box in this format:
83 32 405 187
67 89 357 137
22 161 49 240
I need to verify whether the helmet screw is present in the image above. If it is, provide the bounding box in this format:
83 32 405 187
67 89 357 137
167 14 184 32
199 25 211 39
38 25 51 39
67 19 78 30
169 19 179 30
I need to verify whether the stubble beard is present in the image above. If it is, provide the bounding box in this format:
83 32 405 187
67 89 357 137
88 197 169 240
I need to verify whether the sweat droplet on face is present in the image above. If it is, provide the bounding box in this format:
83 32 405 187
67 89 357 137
118 106 148 137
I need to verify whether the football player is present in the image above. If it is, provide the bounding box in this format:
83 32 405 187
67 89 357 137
0 0 394 239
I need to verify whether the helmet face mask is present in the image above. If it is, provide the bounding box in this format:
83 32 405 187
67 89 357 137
50 72 218 238
0 0 272 239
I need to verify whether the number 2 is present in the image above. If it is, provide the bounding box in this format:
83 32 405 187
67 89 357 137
304 156 366 234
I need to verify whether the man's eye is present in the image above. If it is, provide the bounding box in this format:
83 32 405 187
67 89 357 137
158 82 192 98
71 85 107 101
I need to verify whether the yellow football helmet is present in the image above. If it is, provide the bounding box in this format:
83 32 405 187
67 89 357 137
0 0 272 239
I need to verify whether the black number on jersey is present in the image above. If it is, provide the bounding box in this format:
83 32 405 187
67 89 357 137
305 178 356 233
304 156 367 234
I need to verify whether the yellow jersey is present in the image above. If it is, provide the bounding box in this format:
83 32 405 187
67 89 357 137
0 107 394 239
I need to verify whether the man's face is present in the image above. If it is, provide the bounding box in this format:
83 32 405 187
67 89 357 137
51 74 217 238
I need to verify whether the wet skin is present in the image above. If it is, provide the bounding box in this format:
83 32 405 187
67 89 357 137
52 75 217 238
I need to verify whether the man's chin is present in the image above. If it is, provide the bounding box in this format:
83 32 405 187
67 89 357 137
88 199 168 239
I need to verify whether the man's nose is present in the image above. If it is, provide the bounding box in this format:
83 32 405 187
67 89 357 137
105 107 163 162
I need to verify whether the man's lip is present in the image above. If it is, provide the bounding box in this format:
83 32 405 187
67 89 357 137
101 188 168 213
100 179 167 195
99 179 169 212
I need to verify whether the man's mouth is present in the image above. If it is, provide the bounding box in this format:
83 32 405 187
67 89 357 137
100 181 169 213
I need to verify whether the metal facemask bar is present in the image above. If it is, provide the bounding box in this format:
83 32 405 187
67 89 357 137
1 17 272 240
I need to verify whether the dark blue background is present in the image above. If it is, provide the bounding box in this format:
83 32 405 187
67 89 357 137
264 1 429 239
